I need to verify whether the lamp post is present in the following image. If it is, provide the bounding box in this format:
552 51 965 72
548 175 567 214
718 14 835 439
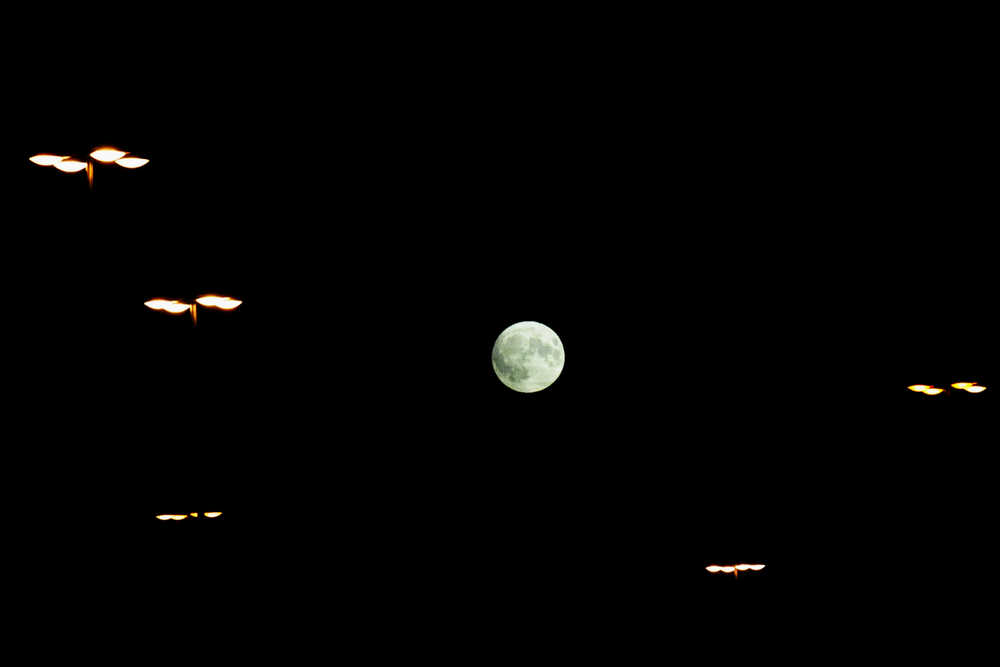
29 146 149 190
144 295 243 326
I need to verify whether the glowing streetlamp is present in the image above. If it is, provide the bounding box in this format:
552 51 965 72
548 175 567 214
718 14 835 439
706 563 766 578
907 382 987 396
155 512 223 521
145 295 242 326
29 146 149 189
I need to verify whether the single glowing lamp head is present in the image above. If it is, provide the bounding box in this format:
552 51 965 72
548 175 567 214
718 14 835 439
53 159 88 173
951 382 974 389
907 385 930 392
196 295 242 310
115 156 149 169
29 154 69 166
145 299 190 314
746 564 766 571
922 387 944 395
965 385 986 393
705 565 723 573
204 512 222 518
90 147 127 162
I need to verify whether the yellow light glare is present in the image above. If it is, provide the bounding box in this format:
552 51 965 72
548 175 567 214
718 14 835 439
204 512 222 518
155 514 172 520
190 513 199 517
29 154 69 166
53 159 88 173
195 295 242 310
907 385 930 392
115 156 149 169
951 382 974 389
90 148 127 162
965 385 986 393
922 387 944 395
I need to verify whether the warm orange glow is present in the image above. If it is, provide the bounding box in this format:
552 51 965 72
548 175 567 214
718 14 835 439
155 514 188 521
29 154 69 166
115 156 149 169
907 385 930 392
706 563 765 577
965 385 986 393
204 512 222 518
951 382 974 389
190 513 199 517
195 295 242 310
53 159 88 173
922 387 944 395
145 299 191 314
90 148 127 162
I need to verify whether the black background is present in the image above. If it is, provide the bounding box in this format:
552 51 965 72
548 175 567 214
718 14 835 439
7 7 995 653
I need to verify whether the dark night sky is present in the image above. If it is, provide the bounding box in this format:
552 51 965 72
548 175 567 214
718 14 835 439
7 10 996 648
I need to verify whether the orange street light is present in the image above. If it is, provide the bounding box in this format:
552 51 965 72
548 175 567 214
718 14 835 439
29 154 69 166
908 383 986 396
145 295 242 326
52 159 88 173
29 146 149 190
89 147 127 162
706 563 765 578
195 295 242 310
115 157 150 169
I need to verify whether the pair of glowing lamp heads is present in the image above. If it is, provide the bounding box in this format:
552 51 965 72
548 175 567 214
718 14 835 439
908 382 986 395
145 296 242 314
156 512 222 520
29 148 149 172
706 563 766 577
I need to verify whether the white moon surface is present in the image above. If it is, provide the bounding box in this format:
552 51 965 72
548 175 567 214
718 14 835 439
492 321 564 393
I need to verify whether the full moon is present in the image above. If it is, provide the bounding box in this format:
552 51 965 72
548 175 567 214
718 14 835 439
492 321 565 393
